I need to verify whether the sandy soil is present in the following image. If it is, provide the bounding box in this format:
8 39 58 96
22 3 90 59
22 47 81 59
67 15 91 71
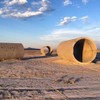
0 50 100 100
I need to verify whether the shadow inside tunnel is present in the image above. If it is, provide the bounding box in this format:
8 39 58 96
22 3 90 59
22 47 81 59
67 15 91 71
22 54 58 60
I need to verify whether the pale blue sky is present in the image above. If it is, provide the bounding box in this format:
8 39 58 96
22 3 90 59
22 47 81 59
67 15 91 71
0 0 100 48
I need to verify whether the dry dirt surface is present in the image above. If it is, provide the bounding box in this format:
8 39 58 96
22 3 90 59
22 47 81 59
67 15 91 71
0 50 100 100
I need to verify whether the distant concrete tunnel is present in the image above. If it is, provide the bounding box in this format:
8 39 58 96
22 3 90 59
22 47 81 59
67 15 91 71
41 46 53 56
57 37 97 64
0 43 24 60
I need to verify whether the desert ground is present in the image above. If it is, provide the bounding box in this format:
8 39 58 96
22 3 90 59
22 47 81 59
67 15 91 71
0 49 100 100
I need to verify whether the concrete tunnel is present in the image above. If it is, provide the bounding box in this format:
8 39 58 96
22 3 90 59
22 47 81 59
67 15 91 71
57 37 97 64
41 46 53 56
0 43 24 61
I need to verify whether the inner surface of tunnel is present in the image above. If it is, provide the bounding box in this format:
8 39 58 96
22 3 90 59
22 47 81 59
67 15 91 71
43 46 50 54
74 39 85 62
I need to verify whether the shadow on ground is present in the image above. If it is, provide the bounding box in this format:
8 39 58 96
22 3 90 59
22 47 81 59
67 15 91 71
22 54 58 60
93 53 100 63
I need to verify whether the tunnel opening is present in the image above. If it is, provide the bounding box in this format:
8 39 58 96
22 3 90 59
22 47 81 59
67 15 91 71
74 39 85 62
43 46 50 54
41 46 53 56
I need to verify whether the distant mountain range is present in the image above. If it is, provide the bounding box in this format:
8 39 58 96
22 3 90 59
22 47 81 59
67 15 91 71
24 47 40 50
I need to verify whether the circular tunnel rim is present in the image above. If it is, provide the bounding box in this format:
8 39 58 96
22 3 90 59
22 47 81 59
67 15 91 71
73 37 97 64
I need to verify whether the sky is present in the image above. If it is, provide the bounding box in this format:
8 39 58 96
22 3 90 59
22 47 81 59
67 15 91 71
0 0 100 48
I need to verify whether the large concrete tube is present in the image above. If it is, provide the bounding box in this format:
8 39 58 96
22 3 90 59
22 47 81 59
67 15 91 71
41 46 53 56
0 43 24 60
57 37 97 64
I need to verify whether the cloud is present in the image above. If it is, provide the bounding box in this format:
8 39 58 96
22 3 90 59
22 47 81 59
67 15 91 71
58 16 89 26
6 0 27 6
64 0 72 6
0 0 54 19
40 29 86 41
82 0 89 5
86 28 100 33
40 25 100 41
5 11 43 18
39 0 53 12
32 1 41 6
32 0 53 12
71 16 77 21
58 16 77 26
0 9 3 14
63 0 89 7
80 16 89 23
